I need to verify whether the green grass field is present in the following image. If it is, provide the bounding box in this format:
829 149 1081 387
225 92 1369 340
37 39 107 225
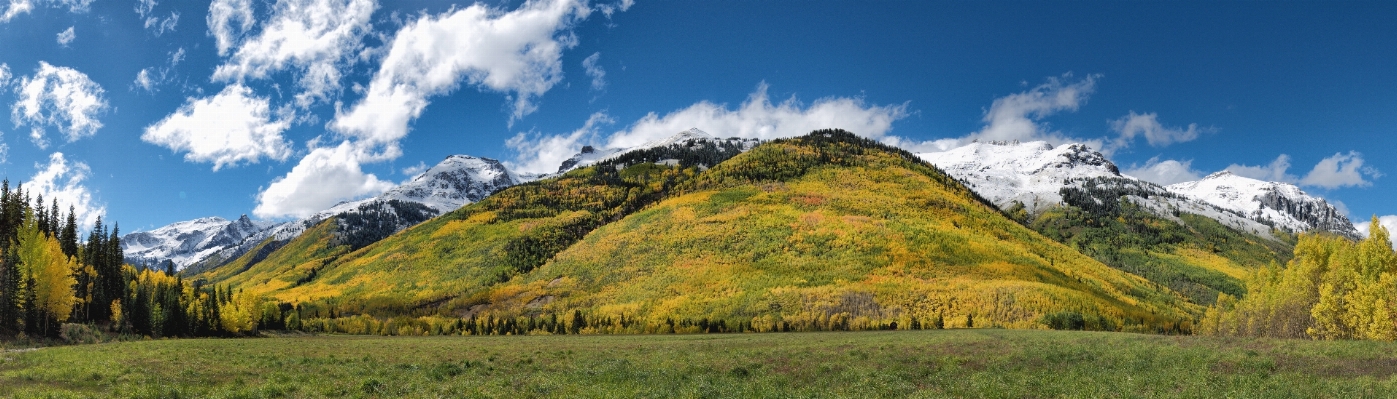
3 330 1396 398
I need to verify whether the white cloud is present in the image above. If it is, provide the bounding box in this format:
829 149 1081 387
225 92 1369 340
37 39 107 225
506 83 910 175
207 0 255 56
604 82 908 150
1 1 35 23
1299 151 1380 189
253 141 393 219
135 0 154 16
505 112 612 175
28 152 103 229
331 0 591 150
2 0 92 23
1221 152 1378 189
400 161 427 178
142 84 293 171
901 74 1104 154
1109 111 1202 150
146 12 180 36
1225 154 1297 183
170 47 186 66
1355 215 1397 250
56 26 74 46
973 73 1098 143
212 0 377 108
0 63 10 87
582 52 605 91
1123 157 1204 186
11 62 108 147
133 68 157 92
132 49 186 93
135 0 179 36
596 0 633 18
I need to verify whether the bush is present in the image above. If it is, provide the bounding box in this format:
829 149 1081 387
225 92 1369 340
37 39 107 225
59 323 102 344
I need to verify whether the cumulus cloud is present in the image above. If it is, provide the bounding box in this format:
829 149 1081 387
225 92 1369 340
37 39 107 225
28 152 103 228
1299 151 1380 189
973 74 1098 142
253 141 393 219
133 68 157 92
0 63 10 87
898 74 1103 154
1355 215 1397 249
331 0 591 151
582 52 605 91
56 26 74 46
142 84 293 171
1122 157 1205 186
505 112 612 175
1108 111 1203 151
1222 152 1378 189
506 83 909 175
1225 154 1297 183
11 62 108 148
207 0 255 56
212 0 376 108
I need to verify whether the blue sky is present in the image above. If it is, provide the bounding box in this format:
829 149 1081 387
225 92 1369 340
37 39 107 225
0 0 1395 234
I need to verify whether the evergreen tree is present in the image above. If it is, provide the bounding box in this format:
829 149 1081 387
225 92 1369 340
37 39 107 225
60 206 77 259
0 246 19 334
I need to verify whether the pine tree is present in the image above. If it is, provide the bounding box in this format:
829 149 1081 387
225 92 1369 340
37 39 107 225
60 206 77 259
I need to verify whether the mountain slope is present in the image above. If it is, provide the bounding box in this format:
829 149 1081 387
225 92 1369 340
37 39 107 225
554 128 758 175
1168 171 1360 239
182 155 517 274
917 141 1121 213
918 141 1298 307
470 131 1195 331
198 132 757 314
209 130 1199 333
122 215 266 268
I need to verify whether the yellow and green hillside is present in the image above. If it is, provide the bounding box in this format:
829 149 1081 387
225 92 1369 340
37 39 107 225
198 130 1201 332
470 131 1198 331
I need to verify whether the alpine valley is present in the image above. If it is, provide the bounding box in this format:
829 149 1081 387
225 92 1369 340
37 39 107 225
124 130 1361 334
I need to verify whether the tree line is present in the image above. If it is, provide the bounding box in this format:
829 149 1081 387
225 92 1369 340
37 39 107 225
0 180 260 340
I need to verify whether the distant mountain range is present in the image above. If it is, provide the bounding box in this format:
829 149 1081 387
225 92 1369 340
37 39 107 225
917 140 1359 240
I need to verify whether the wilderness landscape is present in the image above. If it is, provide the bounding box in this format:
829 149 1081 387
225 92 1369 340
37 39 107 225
4 0 1397 397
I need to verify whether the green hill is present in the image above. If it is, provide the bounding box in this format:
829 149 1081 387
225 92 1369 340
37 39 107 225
196 130 1202 333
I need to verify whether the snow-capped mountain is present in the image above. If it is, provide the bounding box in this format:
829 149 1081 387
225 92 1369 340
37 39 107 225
1169 171 1361 239
554 128 760 175
122 215 268 268
158 155 520 272
917 140 1121 213
916 140 1358 239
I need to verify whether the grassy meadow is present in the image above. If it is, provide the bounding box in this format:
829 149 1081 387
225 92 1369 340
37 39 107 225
3 329 1396 398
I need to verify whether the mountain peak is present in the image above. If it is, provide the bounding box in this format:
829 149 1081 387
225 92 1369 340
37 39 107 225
1168 173 1359 238
917 141 1123 212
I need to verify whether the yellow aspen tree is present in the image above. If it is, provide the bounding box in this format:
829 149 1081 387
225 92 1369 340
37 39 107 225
17 210 77 330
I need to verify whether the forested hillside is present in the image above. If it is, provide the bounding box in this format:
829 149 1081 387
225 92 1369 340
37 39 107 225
195 130 1201 335
0 181 262 341
1028 177 1295 307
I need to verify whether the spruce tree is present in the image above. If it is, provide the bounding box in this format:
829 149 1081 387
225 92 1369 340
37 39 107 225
60 206 77 259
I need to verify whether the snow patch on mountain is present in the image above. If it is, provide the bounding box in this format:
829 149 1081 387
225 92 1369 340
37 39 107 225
1168 171 1360 239
916 140 1358 239
917 140 1121 213
162 155 520 271
554 128 759 175
122 215 269 268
